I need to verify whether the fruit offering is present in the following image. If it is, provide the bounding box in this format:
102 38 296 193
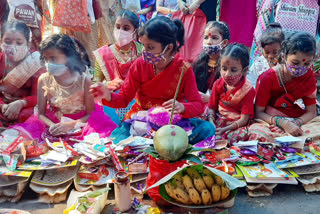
162 166 231 205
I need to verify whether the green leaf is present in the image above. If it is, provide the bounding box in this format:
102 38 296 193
189 148 216 153
159 184 173 202
179 154 202 164
141 146 159 159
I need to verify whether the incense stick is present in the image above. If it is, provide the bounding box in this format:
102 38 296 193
169 65 186 124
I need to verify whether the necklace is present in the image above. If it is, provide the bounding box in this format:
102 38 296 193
208 59 218 68
115 43 133 55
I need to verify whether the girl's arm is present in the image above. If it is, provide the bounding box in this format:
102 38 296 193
77 75 95 123
137 6 153 15
37 75 55 127
219 114 250 133
156 0 176 14
208 108 216 124
256 105 303 136
296 104 317 125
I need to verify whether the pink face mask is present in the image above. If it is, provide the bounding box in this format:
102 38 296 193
222 73 242 86
113 29 134 47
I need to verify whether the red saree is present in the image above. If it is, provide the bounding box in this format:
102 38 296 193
172 9 207 64
102 54 205 119
0 52 45 126
255 67 317 118
209 77 255 120
208 77 255 144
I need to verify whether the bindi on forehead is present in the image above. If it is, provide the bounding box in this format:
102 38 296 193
302 59 306 62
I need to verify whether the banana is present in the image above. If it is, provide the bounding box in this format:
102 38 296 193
173 173 185 190
187 187 202 205
182 174 194 190
203 168 214 177
193 176 207 193
186 167 201 179
203 175 215 189
211 184 221 202
201 189 213 205
174 187 193 204
220 185 230 200
215 175 223 186
165 182 176 199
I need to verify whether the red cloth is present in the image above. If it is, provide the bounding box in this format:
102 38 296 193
208 77 255 120
171 9 207 64
256 67 317 118
146 156 186 203
219 0 257 47
102 54 205 118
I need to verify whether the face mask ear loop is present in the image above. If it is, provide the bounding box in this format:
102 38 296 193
161 45 169 62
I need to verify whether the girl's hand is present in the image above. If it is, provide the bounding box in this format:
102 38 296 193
269 125 285 134
107 78 124 91
216 127 228 136
1 104 8 115
89 82 111 102
3 100 25 120
49 122 75 136
162 99 185 114
208 116 215 125
199 91 210 103
178 0 189 14
282 120 303 136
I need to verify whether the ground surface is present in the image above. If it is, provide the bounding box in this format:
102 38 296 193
0 183 320 214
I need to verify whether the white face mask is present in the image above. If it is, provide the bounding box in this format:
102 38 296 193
1 44 29 62
113 29 134 47
45 63 68 76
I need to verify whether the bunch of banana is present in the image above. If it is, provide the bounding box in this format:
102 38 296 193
164 167 231 205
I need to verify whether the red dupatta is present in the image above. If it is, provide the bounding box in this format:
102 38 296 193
217 77 253 120
256 67 317 118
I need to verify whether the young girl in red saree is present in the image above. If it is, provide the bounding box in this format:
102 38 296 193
90 16 215 144
93 10 142 122
208 43 255 145
93 10 142 90
0 21 45 127
249 32 319 143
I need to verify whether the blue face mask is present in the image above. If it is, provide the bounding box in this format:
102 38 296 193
45 63 68 76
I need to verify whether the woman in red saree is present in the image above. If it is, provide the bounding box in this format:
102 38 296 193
90 16 215 143
208 44 255 145
0 21 45 127
249 32 319 143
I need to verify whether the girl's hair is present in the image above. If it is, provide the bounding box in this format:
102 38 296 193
138 16 184 52
39 34 90 73
220 43 249 70
1 20 30 42
205 21 230 41
280 31 316 62
194 21 230 92
260 22 285 48
117 10 140 29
